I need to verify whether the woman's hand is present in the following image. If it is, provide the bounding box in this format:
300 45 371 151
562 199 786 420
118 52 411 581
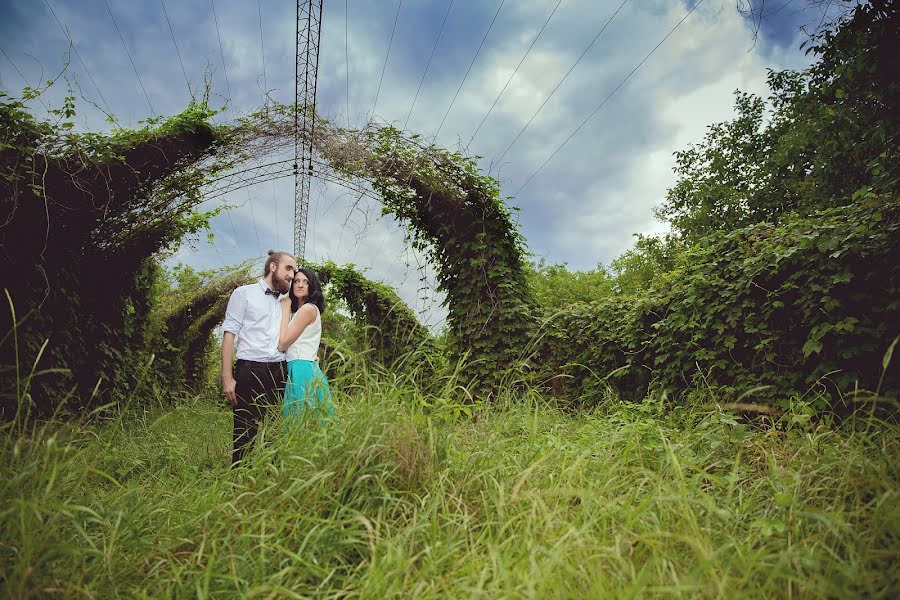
280 296 291 313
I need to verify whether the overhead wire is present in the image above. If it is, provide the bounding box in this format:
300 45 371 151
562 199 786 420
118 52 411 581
272 178 281 249
345 0 350 126
104 0 154 116
432 0 505 140
43 0 115 119
160 0 192 97
513 0 706 197
0 46 51 112
402 0 454 132
223 201 243 255
258 0 268 98
371 0 403 118
494 0 629 165
210 0 234 114
466 0 563 147
247 191 262 249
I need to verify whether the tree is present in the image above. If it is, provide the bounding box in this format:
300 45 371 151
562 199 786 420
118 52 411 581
657 0 899 242
525 259 614 308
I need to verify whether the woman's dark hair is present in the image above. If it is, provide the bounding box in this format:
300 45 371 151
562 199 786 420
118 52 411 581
290 267 326 314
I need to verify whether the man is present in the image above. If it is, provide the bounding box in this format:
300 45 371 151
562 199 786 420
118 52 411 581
222 250 297 466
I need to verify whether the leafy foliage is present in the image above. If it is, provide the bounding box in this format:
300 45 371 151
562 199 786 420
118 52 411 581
525 259 614 308
537 199 899 404
657 1 899 242
149 265 254 391
308 260 438 378
0 94 230 416
609 234 685 296
322 126 535 390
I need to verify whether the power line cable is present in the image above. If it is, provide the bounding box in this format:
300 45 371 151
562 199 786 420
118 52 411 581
433 0 504 139
495 0 629 165
0 46 51 112
223 205 243 255
104 0 154 115
272 178 281 249
247 191 262 249
258 0 268 98
345 0 350 126
371 0 403 118
467 0 563 147
210 0 234 114
403 0 454 131
43 0 115 118
160 0 192 97
513 0 705 197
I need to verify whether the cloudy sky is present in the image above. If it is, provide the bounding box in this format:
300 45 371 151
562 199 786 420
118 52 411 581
0 0 844 326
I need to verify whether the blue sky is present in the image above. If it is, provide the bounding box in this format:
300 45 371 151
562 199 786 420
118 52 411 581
0 0 847 327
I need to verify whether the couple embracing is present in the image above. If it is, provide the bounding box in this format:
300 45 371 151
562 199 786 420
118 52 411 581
221 250 334 467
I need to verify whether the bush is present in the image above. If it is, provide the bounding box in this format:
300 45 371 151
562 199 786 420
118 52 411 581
536 199 900 405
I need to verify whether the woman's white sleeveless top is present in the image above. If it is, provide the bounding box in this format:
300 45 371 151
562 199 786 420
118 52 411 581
285 306 321 361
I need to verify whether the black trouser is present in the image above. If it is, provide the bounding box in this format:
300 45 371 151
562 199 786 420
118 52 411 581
232 359 286 466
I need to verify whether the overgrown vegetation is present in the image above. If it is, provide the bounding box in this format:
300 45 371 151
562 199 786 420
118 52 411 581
4 3 895 412
657 0 898 241
149 265 254 391
0 1 897 596
1 374 896 597
536 200 899 403
310 260 438 377
320 126 535 389
0 95 232 417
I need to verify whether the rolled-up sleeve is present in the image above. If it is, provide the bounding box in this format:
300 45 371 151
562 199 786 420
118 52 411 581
222 288 245 335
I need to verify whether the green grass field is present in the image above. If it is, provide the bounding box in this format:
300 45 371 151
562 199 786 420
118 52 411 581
2 374 897 598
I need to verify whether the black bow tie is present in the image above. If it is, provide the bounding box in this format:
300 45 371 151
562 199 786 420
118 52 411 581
264 288 280 298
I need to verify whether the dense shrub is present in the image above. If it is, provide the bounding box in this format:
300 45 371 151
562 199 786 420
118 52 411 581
537 199 899 404
0 97 228 417
148 266 253 391
310 261 438 378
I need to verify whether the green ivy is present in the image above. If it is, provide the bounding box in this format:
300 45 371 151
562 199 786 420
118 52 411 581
321 126 536 393
307 261 437 378
1 93 233 416
536 198 899 405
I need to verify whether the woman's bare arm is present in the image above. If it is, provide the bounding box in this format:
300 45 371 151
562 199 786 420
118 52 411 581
278 301 317 352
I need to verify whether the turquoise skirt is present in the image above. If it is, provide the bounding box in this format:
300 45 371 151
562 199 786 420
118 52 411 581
283 359 335 420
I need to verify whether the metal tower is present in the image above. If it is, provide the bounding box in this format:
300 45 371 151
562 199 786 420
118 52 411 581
294 0 324 259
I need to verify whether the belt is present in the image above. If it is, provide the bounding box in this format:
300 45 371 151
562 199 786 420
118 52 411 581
236 359 285 367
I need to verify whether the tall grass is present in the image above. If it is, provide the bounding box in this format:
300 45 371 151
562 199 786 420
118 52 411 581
1 368 897 598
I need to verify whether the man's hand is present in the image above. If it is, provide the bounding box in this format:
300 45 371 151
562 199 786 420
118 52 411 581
222 375 238 407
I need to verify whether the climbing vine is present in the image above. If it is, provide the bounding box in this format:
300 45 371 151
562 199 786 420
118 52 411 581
307 260 437 379
1 92 235 415
309 126 536 390
150 266 253 391
535 198 900 405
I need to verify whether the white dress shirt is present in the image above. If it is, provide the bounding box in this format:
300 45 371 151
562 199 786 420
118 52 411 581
285 306 322 362
222 279 286 362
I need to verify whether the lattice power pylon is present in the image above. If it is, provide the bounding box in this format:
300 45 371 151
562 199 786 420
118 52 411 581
294 0 324 259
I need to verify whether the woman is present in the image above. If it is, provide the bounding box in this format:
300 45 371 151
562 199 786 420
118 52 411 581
278 267 335 419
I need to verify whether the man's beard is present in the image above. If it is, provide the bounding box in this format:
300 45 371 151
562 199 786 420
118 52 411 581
273 277 290 295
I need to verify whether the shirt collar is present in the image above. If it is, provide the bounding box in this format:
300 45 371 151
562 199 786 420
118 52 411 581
258 278 287 299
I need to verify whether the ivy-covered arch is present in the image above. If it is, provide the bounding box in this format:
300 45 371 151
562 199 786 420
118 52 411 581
306 260 436 375
0 97 238 416
2 94 540 415
153 268 253 390
307 125 536 388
